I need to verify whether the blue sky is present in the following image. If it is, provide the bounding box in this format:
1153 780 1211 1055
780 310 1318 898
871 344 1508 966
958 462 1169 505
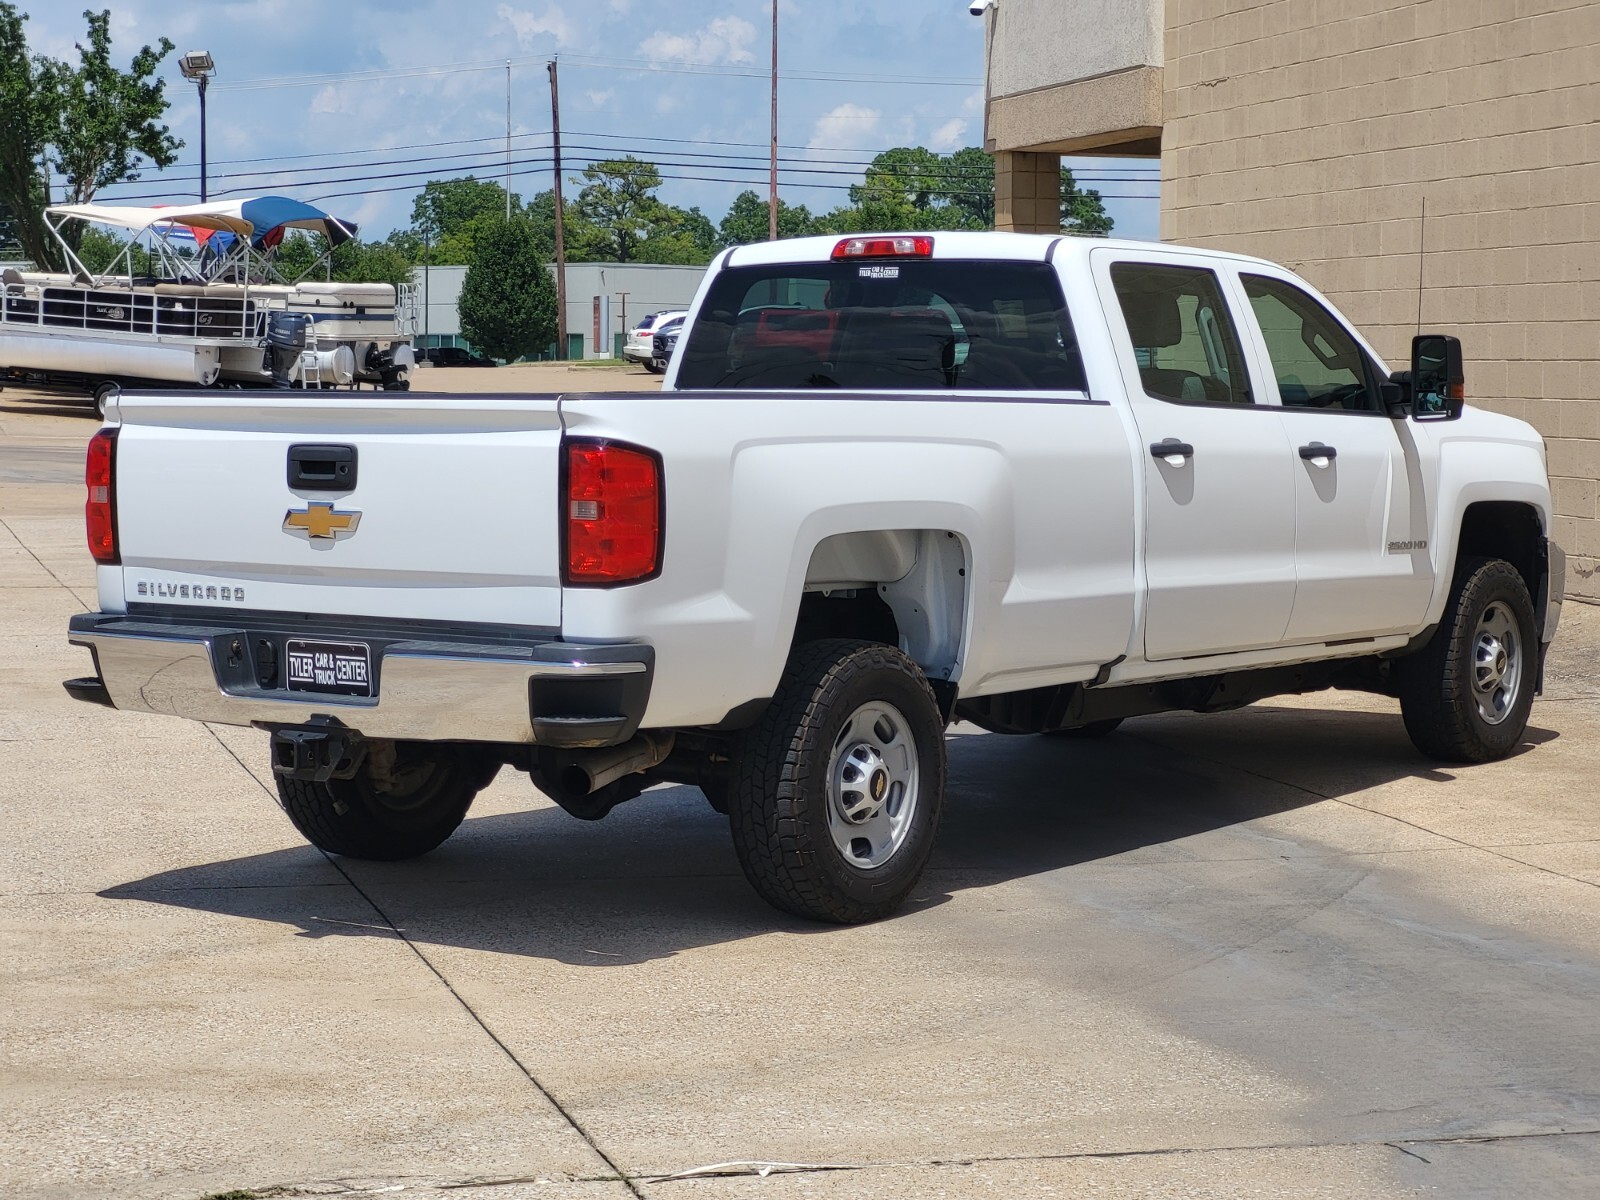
21 1 1160 240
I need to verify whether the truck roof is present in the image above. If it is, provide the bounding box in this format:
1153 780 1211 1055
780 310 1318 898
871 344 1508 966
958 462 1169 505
720 231 1281 271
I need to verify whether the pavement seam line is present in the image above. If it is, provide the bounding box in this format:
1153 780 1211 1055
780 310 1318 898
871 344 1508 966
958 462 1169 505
1123 729 1600 893
0 512 92 609
224 1126 1600 1194
633 1126 1600 1181
201 724 647 1199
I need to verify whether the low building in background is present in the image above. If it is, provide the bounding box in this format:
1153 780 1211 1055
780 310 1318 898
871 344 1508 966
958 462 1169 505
983 0 1600 598
411 261 708 361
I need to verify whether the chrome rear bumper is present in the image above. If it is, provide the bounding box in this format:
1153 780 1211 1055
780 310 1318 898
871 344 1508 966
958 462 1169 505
68 612 652 746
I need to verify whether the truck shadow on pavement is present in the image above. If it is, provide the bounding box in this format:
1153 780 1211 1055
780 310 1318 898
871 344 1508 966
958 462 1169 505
100 705 1559 966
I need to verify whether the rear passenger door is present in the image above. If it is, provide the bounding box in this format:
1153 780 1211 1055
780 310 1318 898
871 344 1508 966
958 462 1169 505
1094 248 1298 661
1234 270 1433 642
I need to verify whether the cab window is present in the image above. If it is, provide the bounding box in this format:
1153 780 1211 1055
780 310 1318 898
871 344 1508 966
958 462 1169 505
675 260 1086 391
1110 262 1253 406
1242 274 1378 412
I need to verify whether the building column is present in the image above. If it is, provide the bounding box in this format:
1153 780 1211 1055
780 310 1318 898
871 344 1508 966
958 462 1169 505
994 150 1061 233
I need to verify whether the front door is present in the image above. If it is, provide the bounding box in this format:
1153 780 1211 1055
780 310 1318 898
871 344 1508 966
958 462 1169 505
1235 270 1433 643
1095 251 1298 661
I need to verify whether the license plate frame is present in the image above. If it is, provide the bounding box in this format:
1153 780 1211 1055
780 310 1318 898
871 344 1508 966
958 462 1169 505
284 639 373 698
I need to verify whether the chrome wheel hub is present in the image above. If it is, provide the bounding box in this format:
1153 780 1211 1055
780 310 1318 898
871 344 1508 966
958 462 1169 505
1472 602 1523 726
827 701 920 870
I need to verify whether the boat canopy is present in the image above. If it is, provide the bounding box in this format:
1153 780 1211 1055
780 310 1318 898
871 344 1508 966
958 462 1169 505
44 196 357 248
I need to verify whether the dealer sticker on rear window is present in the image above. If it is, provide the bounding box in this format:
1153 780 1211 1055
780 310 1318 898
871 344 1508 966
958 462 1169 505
859 265 900 279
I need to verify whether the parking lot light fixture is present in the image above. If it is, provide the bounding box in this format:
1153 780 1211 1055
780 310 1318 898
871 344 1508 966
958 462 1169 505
178 50 216 202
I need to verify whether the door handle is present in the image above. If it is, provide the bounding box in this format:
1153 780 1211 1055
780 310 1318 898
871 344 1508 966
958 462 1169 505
1298 443 1337 464
1149 440 1195 465
287 443 358 492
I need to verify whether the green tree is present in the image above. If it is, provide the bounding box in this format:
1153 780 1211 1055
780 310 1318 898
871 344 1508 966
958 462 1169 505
458 218 557 362
0 4 181 268
0 5 59 268
570 157 667 263
410 176 521 243
1060 166 1113 235
272 230 416 288
407 177 540 265
637 204 719 265
74 224 126 272
816 145 1113 237
718 189 816 245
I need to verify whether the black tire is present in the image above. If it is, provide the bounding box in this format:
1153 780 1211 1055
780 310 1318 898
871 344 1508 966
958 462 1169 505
273 742 489 860
1397 557 1538 763
1043 718 1123 739
728 639 946 924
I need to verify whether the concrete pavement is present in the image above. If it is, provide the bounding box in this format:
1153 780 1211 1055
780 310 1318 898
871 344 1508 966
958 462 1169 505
2 381 1598 1199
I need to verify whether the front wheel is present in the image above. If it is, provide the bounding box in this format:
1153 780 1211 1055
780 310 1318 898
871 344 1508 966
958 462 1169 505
273 741 491 860
728 639 946 924
1397 557 1538 763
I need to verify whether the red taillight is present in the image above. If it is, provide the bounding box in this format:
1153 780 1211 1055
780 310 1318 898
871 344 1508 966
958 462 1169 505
85 427 119 565
564 440 661 585
832 235 934 260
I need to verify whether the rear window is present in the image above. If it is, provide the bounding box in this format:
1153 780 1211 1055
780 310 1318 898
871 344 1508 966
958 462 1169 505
675 260 1085 391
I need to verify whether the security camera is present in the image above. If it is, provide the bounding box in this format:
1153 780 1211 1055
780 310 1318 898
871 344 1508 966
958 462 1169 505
969 0 996 14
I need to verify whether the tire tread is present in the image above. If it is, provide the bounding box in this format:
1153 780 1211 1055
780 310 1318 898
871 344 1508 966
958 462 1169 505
729 639 944 924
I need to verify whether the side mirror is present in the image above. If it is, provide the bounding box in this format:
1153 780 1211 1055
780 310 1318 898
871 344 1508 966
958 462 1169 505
1410 333 1465 421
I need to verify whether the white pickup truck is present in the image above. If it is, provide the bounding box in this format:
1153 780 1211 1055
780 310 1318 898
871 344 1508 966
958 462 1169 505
67 232 1565 923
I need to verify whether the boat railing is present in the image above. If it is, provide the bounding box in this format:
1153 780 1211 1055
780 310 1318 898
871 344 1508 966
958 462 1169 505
0 279 267 342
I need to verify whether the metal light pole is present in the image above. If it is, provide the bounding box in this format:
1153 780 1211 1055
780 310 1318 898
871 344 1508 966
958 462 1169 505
178 50 216 202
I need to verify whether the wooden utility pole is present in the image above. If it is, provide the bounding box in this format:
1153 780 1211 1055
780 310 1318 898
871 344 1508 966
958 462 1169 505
549 59 569 360
768 0 778 241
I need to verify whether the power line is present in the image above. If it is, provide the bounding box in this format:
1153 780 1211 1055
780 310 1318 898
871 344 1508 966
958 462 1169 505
153 128 1156 180
112 140 1161 191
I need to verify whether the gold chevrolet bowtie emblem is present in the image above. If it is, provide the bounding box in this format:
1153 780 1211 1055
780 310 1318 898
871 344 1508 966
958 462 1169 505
283 502 361 542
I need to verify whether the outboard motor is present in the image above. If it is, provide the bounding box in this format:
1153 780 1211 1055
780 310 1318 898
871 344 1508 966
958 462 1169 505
365 341 415 392
265 312 312 388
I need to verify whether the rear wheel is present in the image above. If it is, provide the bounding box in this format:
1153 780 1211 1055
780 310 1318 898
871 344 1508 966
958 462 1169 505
1398 557 1538 763
728 639 946 924
273 741 492 860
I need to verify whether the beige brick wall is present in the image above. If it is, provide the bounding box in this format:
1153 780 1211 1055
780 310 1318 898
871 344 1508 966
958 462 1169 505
1163 0 1600 597
995 151 1063 233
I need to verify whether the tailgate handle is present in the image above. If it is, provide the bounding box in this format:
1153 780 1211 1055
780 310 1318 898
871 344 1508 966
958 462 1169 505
287 443 357 493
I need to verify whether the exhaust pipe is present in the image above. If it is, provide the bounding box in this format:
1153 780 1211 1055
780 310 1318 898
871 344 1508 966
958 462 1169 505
559 731 675 795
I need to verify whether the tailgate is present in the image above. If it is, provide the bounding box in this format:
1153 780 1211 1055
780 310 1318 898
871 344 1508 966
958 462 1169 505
112 391 564 627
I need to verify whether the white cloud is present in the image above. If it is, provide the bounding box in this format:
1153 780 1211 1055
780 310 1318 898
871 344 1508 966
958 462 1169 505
496 3 574 48
585 88 615 106
929 118 967 152
639 16 757 66
808 102 882 151
309 84 347 115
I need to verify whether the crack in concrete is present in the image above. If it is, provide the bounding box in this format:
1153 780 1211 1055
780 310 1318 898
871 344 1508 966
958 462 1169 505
0 513 94 611
239 1125 1600 1194
202 726 647 1200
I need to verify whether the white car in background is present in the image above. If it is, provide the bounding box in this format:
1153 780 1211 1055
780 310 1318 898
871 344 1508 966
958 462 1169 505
624 310 687 371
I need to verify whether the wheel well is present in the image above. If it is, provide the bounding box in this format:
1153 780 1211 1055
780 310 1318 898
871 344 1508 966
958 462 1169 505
798 530 968 681
1457 501 1541 596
